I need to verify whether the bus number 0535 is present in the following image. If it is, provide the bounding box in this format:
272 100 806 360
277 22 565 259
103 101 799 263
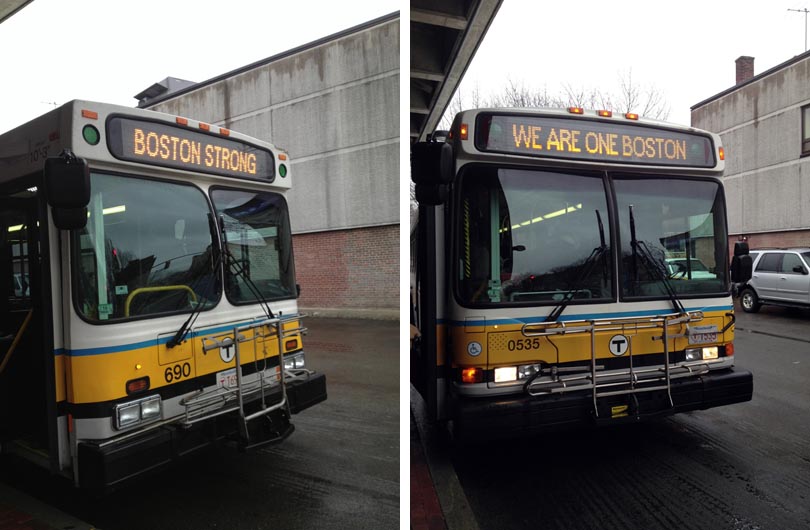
164 362 192 383
507 338 540 351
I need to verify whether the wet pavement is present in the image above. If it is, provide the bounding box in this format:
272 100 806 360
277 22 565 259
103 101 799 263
0 317 399 530
732 298 810 342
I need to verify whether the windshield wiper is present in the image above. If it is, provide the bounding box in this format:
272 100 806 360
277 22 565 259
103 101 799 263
628 205 685 314
546 210 608 323
167 214 222 349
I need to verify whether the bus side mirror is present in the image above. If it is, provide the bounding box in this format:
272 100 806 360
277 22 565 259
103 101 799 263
412 142 453 206
44 150 90 230
730 241 752 283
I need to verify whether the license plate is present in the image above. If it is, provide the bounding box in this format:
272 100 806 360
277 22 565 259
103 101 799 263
216 368 240 388
688 324 719 345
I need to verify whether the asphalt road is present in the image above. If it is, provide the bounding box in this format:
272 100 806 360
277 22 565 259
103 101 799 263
425 302 810 530
0 317 400 530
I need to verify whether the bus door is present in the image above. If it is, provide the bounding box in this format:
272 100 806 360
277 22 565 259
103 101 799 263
411 142 453 421
0 190 54 461
411 204 438 420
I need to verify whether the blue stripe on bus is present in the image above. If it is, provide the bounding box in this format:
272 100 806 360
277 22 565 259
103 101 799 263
56 317 294 357
440 305 734 327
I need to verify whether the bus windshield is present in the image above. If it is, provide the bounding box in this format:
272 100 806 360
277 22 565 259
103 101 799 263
456 166 612 305
211 188 296 304
614 176 727 297
75 173 219 321
455 167 728 307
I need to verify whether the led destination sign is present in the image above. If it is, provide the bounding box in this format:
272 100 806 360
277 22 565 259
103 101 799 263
107 117 275 180
476 114 716 168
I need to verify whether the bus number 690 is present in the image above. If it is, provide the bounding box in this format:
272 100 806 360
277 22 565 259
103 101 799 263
164 362 192 383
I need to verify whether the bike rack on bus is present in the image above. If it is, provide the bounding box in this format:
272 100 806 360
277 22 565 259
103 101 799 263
180 315 311 447
521 311 712 418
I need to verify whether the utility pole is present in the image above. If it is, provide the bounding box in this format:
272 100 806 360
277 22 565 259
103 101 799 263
788 7 809 52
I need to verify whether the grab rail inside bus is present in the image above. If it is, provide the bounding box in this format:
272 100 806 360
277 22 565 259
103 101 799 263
0 309 33 377
125 285 198 317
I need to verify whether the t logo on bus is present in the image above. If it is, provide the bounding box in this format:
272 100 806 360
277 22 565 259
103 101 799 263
609 334 629 356
220 342 236 363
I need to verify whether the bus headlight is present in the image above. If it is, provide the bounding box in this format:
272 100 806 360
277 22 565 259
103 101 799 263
494 363 543 384
114 395 162 430
283 353 305 371
685 347 719 361
494 366 517 383
117 403 141 428
518 363 542 379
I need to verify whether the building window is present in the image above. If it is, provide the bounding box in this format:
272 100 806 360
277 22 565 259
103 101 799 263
803 104 810 156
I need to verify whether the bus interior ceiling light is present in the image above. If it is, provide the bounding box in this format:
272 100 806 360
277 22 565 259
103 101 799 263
510 203 582 230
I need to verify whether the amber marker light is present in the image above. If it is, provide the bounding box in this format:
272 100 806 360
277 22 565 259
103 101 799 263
719 147 726 161
81 109 98 120
568 107 584 114
285 339 298 351
199 122 211 131
220 127 230 136
459 123 469 140
176 117 189 126
461 367 483 384
625 113 639 120
597 110 613 118
278 153 288 161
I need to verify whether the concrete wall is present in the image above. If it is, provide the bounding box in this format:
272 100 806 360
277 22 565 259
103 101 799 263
146 16 400 317
692 55 810 243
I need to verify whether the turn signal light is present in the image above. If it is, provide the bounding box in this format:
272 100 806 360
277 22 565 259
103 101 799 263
725 343 734 357
719 147 725 161
285 339 298 351
126 376 150 395
461 367 483 384
459 123 469 140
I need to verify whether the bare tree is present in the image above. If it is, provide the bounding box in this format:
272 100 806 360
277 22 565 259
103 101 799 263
439 71 671 125
615 69 670 120
438 84 486 130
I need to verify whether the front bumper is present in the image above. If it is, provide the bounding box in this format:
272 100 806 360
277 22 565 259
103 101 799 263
450 368 752 441
77 372 327 490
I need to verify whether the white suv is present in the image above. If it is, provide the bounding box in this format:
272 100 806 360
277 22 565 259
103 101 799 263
740 248 810 312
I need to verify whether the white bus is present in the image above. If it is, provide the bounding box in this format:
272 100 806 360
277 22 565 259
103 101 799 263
411 107 753 439
0 100 326 489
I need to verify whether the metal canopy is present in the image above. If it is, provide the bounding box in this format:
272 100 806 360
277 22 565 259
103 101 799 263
0 0 32 24
410 0 501 142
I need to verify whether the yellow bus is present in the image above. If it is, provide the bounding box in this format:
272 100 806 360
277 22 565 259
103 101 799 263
411 107 753 439
0 100 326 488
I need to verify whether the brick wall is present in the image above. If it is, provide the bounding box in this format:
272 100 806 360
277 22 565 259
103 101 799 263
730 229 810 251
294 224 399 314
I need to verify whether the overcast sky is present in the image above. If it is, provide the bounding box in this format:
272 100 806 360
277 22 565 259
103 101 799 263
455 0 810 126
0 0 399 134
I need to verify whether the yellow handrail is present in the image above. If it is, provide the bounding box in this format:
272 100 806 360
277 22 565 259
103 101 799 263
125 285 197 317
0 309 33 377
